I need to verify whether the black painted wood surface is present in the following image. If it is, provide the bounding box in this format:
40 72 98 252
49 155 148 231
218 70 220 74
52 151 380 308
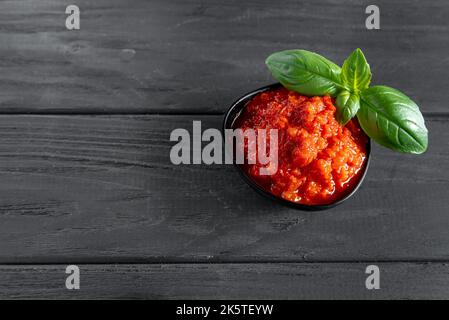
0 0 448 299
0 0 447 113
2 263 449 299
0 115 447 264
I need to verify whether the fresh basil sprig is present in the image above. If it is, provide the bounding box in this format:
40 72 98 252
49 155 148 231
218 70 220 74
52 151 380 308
265 48 428 154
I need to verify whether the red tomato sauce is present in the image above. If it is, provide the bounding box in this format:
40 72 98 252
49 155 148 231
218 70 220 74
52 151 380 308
234 87 368 206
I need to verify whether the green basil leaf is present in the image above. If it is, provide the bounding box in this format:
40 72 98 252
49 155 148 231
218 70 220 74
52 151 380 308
266 49 345 97
335 90 360 125
358 86 428 154
341 48 371 92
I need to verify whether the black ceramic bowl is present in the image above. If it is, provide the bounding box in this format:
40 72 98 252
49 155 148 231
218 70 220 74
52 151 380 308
223 83 371 211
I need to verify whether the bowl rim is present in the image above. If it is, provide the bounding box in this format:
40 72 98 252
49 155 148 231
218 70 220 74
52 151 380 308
222 82 371 211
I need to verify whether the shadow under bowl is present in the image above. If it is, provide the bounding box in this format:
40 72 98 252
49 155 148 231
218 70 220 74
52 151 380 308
223 83 371 211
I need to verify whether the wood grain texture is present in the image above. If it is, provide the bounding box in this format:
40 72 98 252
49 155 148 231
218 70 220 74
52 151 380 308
1 262 449 299
0 114 446 263
0 0 447 113
1 0 447 299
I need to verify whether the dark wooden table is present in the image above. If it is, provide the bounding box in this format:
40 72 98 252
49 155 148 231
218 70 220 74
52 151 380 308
0 0 448 299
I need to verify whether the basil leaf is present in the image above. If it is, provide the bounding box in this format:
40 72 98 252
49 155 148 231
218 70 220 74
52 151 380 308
341 48 371 92
266 49 345 97
335 90 360 125
358 86 428 154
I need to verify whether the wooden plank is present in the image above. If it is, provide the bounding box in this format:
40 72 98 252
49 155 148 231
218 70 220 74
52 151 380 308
0 114 447 263
0 0 447 113
1 262 449 299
